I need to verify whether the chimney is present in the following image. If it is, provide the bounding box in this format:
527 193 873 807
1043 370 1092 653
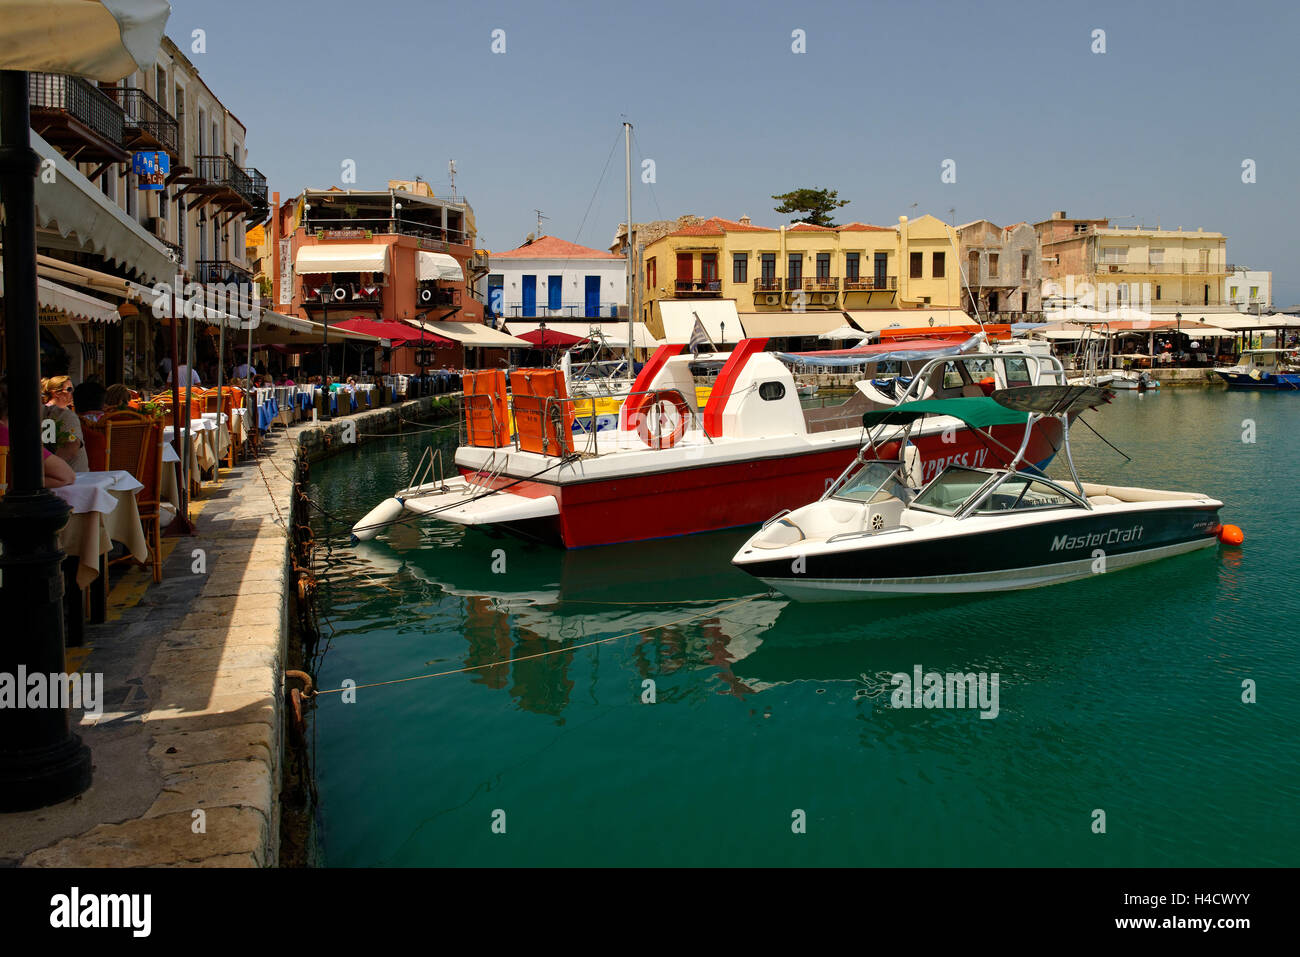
738 214 752 226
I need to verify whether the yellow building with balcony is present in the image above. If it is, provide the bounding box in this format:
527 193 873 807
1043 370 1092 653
639 214 965 341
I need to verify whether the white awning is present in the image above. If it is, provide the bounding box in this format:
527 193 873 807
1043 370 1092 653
31 130 175 285
295 244 390 274
407 319 531 347
738 312 846 338
0 0 171 81
658 299 742 344
847 309 977 332
417 251 464 281
1 266 120 323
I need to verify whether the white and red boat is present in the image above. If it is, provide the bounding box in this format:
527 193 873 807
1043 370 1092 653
352 336 1071 548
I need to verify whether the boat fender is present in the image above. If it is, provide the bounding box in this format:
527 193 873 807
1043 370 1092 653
635 391 691 449
351 496 406 543
1218 524 1244 546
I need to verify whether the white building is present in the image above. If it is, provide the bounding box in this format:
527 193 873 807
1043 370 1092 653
1225 267 1272 313
481 235 626 321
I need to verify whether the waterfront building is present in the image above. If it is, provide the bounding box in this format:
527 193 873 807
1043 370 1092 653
1225 266 1272 314
637 213 966 343
270 180 502 371
1036 211 1228 312
955 220 1044 321
7 34 269 388
480 235 625 321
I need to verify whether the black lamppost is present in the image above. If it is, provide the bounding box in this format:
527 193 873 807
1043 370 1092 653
0 71 92 810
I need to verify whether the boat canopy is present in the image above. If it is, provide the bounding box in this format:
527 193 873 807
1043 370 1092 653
862 396 1029 430
777 336 979 368
990 385 1112 415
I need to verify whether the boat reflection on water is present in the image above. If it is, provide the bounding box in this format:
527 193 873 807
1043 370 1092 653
343 523 784 716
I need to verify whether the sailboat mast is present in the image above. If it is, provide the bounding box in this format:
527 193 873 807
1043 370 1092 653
624 121 634 383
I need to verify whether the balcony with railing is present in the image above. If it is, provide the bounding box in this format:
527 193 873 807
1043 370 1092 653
28 73 128 173
842 275 898 291
301 275 387 313
186 155 256 216
301 215 473 249
196 260 256 315
674 278 722 297
801 276 840 292
1095 261 1227 275
753 277 783 293
505 301 620 319
243 167 269 222
99 86 178 158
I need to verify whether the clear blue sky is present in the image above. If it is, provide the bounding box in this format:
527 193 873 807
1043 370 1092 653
169 0 1298 304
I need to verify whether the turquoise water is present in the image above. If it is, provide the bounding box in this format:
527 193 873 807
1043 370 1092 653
306 390 1299 866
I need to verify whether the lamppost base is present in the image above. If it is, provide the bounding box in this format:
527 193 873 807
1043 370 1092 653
0 734 92 813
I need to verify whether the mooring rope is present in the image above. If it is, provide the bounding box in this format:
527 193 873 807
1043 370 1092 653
306 593 766 698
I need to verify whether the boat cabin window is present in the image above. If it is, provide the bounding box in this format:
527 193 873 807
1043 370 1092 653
910 466 992 514
1004 357 1032 387
759 381 786 401
833 461 913 505
974 475 1078 513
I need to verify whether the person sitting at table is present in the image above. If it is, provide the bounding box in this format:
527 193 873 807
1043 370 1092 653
0 381 75 489
73 381 107 419
233 359 254 380
167 360 201 386
42 376 88 472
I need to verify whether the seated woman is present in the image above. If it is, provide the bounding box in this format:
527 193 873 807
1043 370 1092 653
0 382 76 488
103 383 137 410
41 376 88 472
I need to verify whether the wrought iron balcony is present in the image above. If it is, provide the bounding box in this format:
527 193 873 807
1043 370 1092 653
99 86 178 158
28 73 128 171
674 279 722 296
842 275 897 291
801 276 840 292
1096 261 1227 275
243 167 269 221
300 215 473 248
753 277 782 293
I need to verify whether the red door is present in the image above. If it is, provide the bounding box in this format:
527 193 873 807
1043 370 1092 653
676 253 693 293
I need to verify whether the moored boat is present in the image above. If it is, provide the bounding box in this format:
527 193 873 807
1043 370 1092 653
1213 349 1300 390
731 385 1233 600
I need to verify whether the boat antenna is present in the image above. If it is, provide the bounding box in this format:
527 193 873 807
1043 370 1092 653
1072 414 1132 462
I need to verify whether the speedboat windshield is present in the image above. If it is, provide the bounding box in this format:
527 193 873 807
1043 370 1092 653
910 466 994 514
833 460 913 505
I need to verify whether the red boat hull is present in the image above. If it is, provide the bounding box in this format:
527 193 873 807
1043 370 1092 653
459 419 1063 548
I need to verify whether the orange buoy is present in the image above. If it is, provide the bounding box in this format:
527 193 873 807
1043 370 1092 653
1218 524 1244 545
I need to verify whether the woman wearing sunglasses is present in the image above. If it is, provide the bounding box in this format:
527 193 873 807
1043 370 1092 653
41 375 89 473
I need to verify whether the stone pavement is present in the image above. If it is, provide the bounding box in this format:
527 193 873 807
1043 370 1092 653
0 394 454 867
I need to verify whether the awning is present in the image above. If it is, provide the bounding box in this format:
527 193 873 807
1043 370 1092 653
659 299 741 344
779 336 980 368
847 309 977 332
507 320 660 348
738 312 846 338
295 244 390 274
31 130 175 284
417 251 464 281
515 328 589 347
1 266 120 323
408 319 531 347
335 317 450 345
0 0 170 81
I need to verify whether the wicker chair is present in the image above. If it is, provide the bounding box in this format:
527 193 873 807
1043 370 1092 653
199 388 242 468
80 416 108 471
99 411 164 583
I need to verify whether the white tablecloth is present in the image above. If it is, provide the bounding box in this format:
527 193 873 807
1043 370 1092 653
54 470 149 588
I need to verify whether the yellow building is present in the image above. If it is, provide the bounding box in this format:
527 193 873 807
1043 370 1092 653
639 214 965 340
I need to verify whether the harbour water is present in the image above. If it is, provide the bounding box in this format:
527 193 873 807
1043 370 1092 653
305 389 1299 866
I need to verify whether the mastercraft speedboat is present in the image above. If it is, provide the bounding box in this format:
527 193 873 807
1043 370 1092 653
351 338 1074 548
1213 349 1300 390
731 385 1232 600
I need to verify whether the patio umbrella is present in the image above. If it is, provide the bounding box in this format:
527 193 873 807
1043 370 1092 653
518 327 590 348
0 0 171 812
819 325 873 342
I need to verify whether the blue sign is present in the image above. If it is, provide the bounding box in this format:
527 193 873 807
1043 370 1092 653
132 151 169 190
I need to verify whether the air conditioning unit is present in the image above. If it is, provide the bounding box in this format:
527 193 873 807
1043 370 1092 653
1109 265 1120 273
764 294 779 305
418 286 435 304
332 286 348 301
821 293 835 305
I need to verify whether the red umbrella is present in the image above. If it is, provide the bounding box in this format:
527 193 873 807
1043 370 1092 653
333 317 452 345
518 328 589 347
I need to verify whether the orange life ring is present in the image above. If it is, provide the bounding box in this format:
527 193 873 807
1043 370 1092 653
635 391 691 449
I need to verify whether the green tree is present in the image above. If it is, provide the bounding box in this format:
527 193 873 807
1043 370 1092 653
771 188 850 227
